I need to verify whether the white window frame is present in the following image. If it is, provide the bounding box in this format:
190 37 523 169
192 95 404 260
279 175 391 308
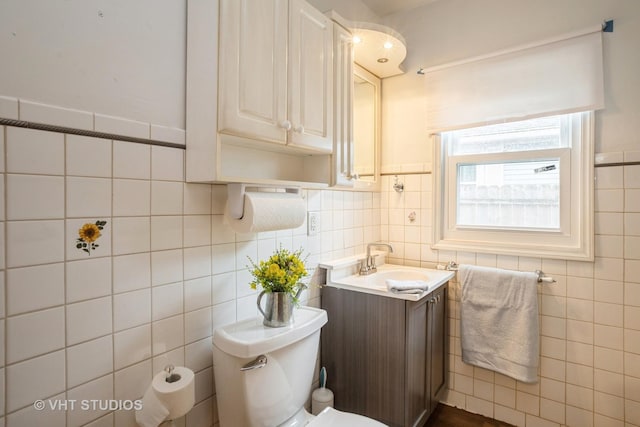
432 112 594 261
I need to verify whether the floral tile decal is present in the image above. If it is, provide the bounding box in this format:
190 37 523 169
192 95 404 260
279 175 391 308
76 220 107 255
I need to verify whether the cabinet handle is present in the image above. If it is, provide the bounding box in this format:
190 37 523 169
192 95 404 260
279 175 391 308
429 297 436 304
347 171 359 181
279 120 292 131
293 124 304 134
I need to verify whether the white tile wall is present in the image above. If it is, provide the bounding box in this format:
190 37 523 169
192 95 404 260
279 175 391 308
151 249 183 286
6 220 65 267
112 253 150 294
113 288 151 331
6 350 66 412
112 217 150 255
380 168 640 427
66 297 113 346
113 179 150 217
6 307 65 363
67 258 112 303
151 181 183 215
66 177 112 218
66 135 112 178
113 141 150 179
6 174 65 220
0 97 19 120
19 101 93 131
113 325 152 370
5 124 637 426
6 127 64 175
66 336 113 388
65 218 112 262
94 114 149 139
67 375 114 426
6 263 65 314
150 216 183 251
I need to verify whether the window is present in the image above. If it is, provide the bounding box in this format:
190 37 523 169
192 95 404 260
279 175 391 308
433 112 594 260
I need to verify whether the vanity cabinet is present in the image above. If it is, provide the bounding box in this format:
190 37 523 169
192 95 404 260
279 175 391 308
218 0 333 154
321 284 449 427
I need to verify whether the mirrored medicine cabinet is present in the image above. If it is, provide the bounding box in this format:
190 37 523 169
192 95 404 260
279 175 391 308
348 21 406 191
353 63 380 186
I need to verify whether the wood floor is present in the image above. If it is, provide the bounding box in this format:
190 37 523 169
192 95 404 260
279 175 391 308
425 404 516 427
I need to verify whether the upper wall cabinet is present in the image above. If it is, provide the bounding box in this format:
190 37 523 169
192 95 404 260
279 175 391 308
187 0 336 185
218 0 333 154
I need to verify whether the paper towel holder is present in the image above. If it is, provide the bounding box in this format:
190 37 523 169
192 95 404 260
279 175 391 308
227 183 302 219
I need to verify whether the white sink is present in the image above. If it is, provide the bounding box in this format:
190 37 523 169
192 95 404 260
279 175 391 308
326 264 455 301
369 269 432 285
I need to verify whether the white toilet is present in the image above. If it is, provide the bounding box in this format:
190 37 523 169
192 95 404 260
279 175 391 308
212 306 386 427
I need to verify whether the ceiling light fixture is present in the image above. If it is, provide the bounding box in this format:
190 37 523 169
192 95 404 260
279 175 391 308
351 22 407 78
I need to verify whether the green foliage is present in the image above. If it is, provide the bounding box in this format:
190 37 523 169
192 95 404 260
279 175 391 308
248 247 308 299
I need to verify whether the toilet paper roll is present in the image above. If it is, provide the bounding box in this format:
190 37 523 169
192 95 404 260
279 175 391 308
225 191 306 233
152 366 195 420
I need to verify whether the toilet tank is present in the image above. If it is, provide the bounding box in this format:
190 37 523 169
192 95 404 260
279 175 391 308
212 306 328 427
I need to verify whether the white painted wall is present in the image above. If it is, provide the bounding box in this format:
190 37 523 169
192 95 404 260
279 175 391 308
380 0 640 171
0 0 186 129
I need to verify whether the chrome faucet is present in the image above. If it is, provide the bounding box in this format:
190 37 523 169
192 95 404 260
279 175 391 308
359 242 394 275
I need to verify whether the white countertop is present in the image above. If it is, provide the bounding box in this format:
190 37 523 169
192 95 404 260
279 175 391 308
321 261 455 301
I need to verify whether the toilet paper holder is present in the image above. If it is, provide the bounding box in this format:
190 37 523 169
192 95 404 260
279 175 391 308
227 183 302 219
165 365 181 383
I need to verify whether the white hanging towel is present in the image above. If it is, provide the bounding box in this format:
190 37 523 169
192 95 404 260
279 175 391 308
459 264 539 383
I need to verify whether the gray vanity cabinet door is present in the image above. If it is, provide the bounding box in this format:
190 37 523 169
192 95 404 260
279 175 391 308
405 297 429 426
428 285 449 413
320 284 450 427
321 287 406 426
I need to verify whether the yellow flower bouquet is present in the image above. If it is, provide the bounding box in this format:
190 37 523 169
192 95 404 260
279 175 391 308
248 247 308 302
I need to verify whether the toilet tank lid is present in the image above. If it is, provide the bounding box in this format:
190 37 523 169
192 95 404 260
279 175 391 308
212 306 328 358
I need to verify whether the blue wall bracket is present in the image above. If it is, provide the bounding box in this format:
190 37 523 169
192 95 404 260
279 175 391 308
603 20 614 33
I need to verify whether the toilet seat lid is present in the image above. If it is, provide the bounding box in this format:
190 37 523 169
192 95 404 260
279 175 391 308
307 407 387 427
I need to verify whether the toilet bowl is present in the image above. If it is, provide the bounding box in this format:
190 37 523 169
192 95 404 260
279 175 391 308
212 306 385 427
308 407 386 426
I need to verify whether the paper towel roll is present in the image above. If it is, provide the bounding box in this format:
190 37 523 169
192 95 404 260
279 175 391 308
225 191 306 233
152 366 195 420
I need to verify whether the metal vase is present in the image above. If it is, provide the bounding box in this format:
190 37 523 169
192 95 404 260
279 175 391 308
257 291 295 327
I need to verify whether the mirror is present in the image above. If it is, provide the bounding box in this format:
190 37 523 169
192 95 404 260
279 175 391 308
353 63 380 185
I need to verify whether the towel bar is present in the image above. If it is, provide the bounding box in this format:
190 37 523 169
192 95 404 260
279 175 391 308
437 261 556 283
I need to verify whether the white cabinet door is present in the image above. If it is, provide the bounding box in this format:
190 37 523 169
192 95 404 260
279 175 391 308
331 22 354 187
218 0 332 154
287 0 333 153
218 0 288 145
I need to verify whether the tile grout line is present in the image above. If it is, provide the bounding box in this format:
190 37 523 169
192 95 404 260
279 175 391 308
2 124 7 421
